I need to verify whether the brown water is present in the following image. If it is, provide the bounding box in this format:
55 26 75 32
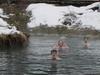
0 35 100 75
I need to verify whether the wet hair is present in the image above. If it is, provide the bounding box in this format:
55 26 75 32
58 40 64 47
51 49 57 54
58 40 63 43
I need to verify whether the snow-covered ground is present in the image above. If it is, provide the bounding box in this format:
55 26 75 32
26 2 100 30
0 8 20 34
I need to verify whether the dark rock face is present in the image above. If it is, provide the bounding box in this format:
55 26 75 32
98 3 100 12
0 0 99 6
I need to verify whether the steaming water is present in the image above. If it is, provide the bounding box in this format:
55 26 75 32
0 35 100 75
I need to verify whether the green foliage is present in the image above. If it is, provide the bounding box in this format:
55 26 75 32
32 25 69 34
55 25 68 34
0 4 29 33
31 24 100 36
8 11 29 32
8 5 29 32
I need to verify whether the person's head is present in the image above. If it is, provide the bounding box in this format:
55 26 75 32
58 40 64 47
51 50 58 60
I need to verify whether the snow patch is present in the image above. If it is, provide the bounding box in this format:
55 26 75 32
0 8 20 34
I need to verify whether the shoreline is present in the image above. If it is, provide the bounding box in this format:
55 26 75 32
30 33 100 39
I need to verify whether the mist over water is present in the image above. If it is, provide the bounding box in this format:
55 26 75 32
0 35 100 75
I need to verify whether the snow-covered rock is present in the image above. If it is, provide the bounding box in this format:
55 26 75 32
26 2 100 30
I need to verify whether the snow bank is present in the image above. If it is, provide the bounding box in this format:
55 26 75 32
0 18 20 34
0 8 9 18
79 11 100 30
0 8 20 35
26 2 100 30
26 3 63 27
0 9 3 14
0 18 9 27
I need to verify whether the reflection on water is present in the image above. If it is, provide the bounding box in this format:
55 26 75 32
0 50 27 75
0 36 100 75
49 60 58 75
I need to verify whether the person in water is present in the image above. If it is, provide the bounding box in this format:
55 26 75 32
83 37 90 48
53 40 69 51
53 40 69 56
51 49 60 60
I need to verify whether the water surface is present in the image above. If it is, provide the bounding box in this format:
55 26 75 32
0 35 100 75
